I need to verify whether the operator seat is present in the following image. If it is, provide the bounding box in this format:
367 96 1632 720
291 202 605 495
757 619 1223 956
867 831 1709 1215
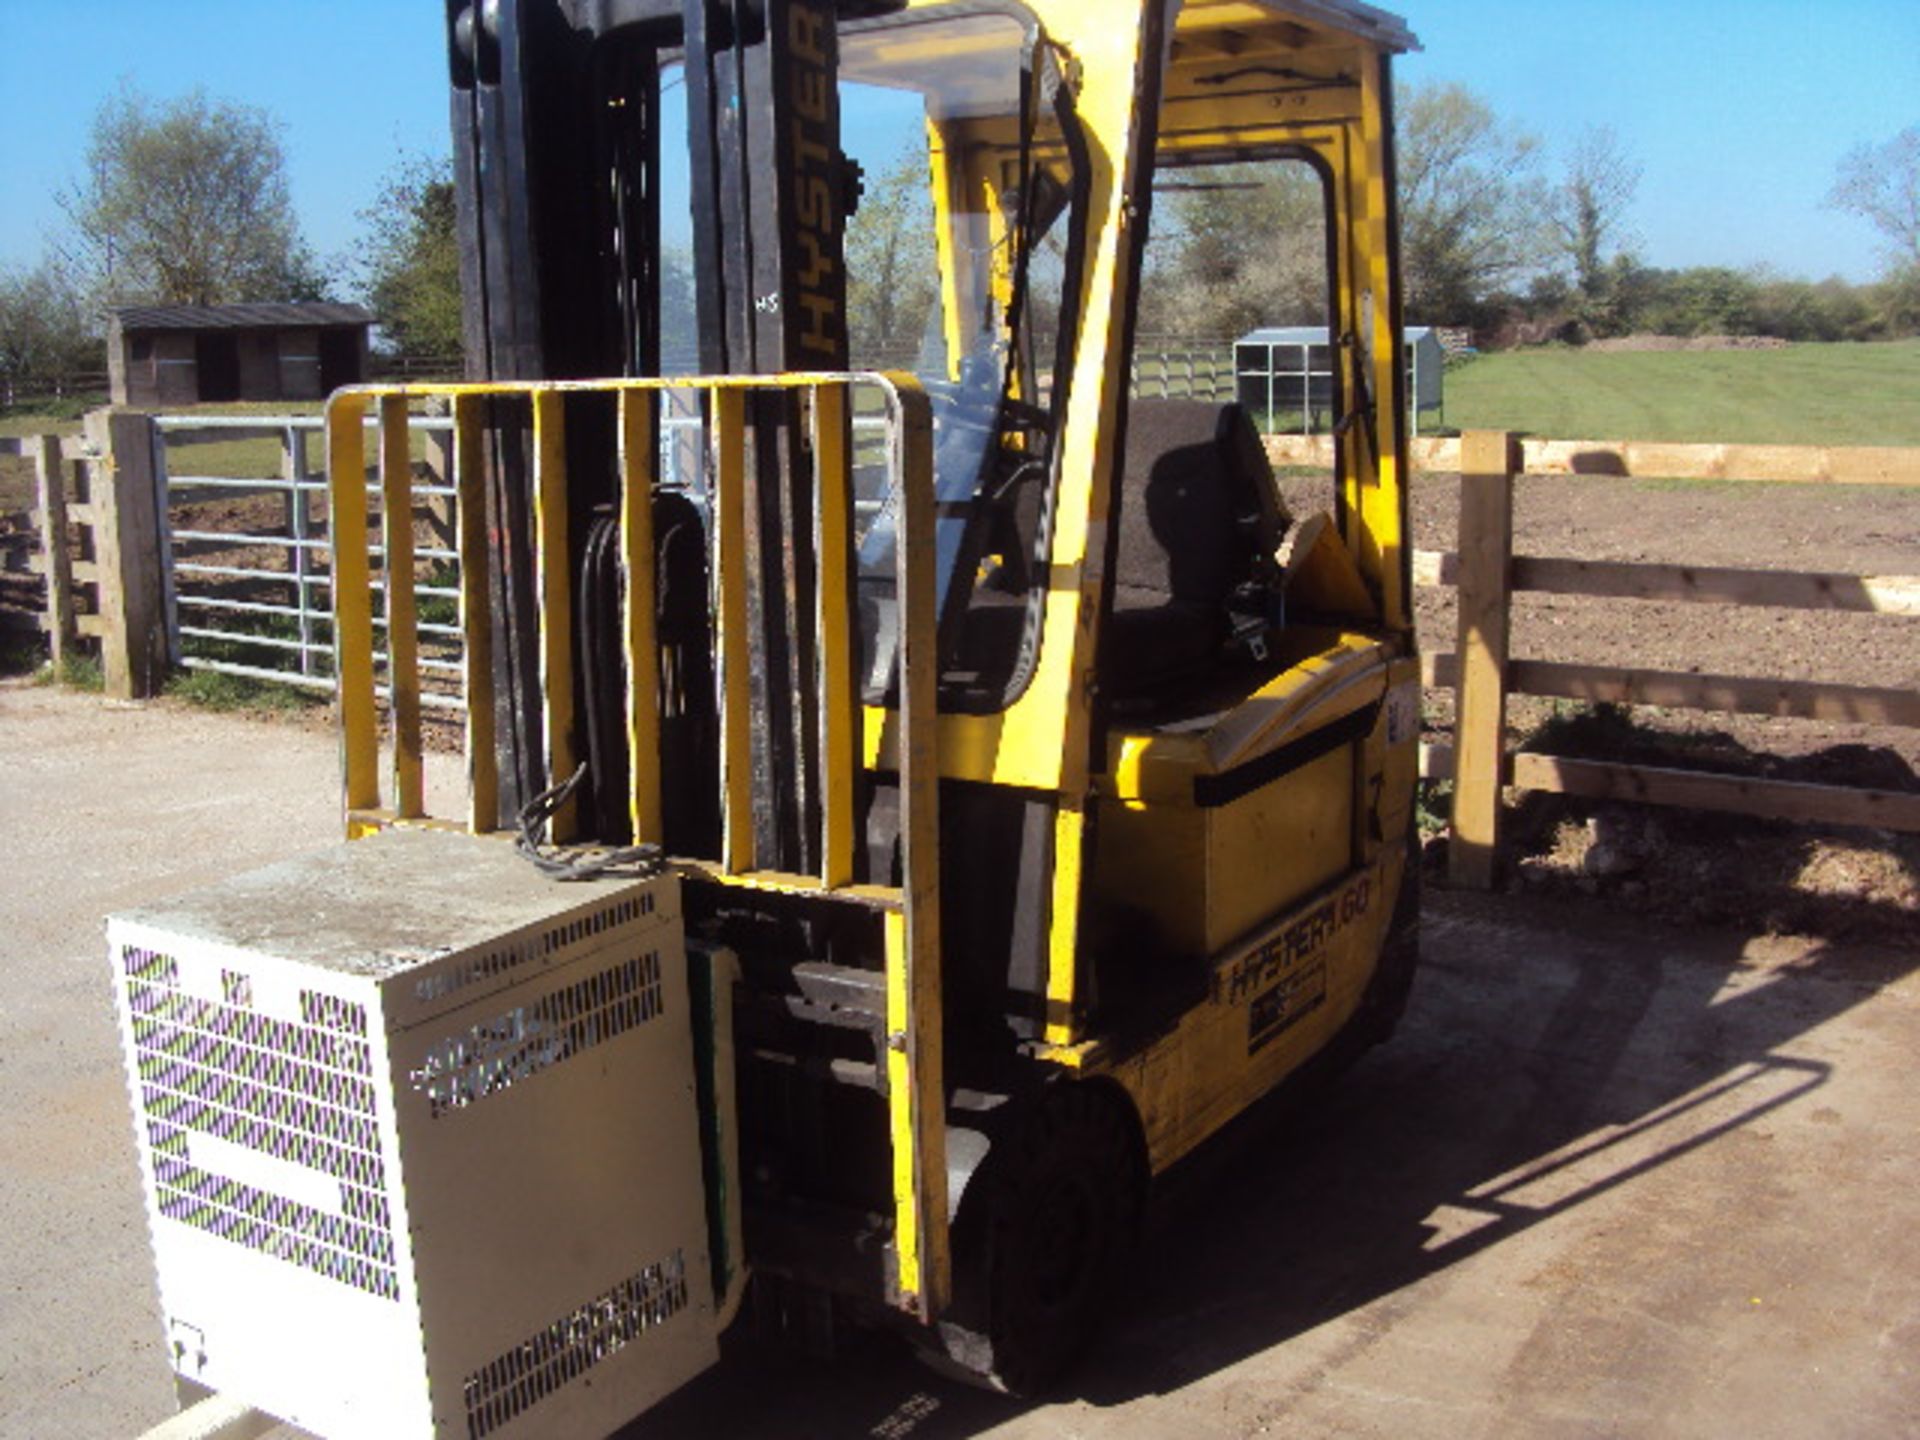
1103 398 1289 699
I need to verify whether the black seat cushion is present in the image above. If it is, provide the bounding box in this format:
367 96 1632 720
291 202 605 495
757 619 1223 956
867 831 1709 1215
1104 399 1282 698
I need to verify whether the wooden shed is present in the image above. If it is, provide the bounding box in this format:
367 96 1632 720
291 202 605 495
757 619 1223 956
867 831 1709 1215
105 303 374 407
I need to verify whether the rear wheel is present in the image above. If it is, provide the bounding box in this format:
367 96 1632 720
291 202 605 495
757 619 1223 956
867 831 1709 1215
930 1083 1144 1396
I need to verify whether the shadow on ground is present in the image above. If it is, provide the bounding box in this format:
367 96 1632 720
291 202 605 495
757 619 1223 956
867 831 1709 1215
623 887 1917 1439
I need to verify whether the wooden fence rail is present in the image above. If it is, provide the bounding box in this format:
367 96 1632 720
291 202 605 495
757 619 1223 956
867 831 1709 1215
1272 433 1920 487
0 372 110 408
1421 430 1920 889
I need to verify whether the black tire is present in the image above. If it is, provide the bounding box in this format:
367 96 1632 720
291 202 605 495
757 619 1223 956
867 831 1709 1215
930 1083 1145 1396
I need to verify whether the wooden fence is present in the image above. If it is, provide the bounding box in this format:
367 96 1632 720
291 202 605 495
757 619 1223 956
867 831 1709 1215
1 417 168 696
1267 433 1920 487
0 371 110 409
1420 431 1920 889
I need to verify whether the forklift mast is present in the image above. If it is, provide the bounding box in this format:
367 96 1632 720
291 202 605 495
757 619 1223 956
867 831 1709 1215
449 0 878 857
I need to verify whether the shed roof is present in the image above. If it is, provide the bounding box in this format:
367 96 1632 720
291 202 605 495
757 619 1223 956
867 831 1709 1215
1239 325 1435 343
108 302 374 332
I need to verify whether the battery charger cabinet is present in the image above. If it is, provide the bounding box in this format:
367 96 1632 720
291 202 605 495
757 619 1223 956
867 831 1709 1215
107 828 716 1439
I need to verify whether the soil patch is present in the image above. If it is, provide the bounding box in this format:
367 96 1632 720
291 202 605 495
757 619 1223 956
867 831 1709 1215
1587 333 1791 353
1279 466 1920 943
1470 708 1919 946
1397 469 1920 769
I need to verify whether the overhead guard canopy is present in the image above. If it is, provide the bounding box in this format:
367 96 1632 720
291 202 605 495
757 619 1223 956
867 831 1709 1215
1172 0 1419 57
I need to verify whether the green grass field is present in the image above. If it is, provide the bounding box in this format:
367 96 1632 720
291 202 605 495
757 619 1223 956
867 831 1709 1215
1440 340 1920 446
0 396 101 441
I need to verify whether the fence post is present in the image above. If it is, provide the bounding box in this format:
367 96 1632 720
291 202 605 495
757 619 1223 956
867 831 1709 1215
83 409 168 699
32 434 76 669
149 422 181 662
424 424 457 550
284 425 315 677
1448 429 1518 889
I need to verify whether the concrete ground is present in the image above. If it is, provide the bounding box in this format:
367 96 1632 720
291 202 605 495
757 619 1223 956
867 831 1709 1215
3 680 1916 1439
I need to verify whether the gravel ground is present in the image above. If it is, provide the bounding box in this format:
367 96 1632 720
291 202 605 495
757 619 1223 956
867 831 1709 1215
0 681 461 1440
0 682 342 1439
631 892 1920 1440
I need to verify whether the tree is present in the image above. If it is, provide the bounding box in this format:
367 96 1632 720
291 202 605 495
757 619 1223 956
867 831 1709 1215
1827 126 1920 267
1747 269 1878 343
844 145 939 365
1639 266 1759 337
58 85 325 307
0 260 98 402
1828 126 1920 337
358 155 464 357
1396 82 1547 323
1874 262 1920 336
1546 126 1641 331
1138 161 1327 338
352 155 703 364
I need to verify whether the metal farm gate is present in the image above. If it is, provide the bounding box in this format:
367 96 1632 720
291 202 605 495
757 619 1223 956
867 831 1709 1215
147 401 901 720
152 412 466 711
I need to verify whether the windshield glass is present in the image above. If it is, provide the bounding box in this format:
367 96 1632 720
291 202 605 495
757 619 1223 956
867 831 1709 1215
839 8 1086 706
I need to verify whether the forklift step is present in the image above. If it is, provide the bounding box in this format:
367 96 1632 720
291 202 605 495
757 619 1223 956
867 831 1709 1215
732 960 890 1093
732 965 886 1039
737 1043 884 1094
791 960 888 1022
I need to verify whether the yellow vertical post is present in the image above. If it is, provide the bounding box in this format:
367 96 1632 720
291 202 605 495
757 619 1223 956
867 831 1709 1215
925 120 974 383
328 394 379 823
1043 807 1085 1047
1328 130 1369 561
380 395 424 820
812 382 857 888
1449 430 1517 890
885 382 948 1318
452 394 498 833
532 390 577 842
711 387 753 873
1357 51 1410 632
618 389 663 844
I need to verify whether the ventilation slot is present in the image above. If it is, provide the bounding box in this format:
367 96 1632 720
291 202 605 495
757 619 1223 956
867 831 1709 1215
123 946 179 986
121 945 399 1302
301 988 369 1035
412 892 658 1006
409 951 665 1118
461 1250 689 1440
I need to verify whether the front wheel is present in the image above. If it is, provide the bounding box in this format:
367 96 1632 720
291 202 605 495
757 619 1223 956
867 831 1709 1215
928 1083 1145 1396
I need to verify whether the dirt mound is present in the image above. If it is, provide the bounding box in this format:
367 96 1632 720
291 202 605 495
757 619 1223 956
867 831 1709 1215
1429 708 1920 946
1585 333 1790 353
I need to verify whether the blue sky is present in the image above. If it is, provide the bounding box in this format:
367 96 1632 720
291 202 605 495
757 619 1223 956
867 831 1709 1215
1 1 1915 286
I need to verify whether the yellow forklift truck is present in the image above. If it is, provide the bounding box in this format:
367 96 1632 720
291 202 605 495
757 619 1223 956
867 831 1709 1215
115 0 1423 1427
352 0 1421 1397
